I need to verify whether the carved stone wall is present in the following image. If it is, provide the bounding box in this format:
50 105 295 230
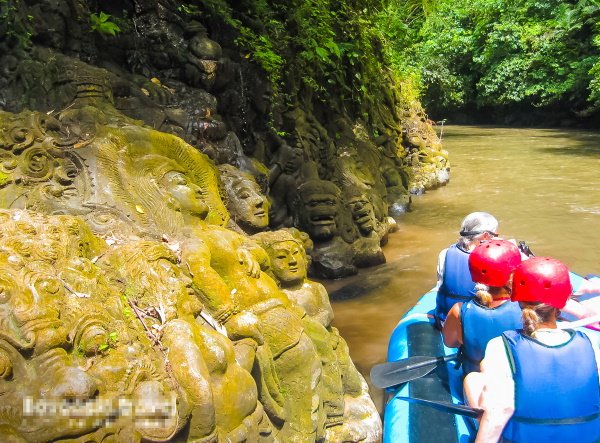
0 0 449 278
0 105 383 442
0 1 448 439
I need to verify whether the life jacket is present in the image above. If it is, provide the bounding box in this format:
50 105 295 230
459 299 522 374
436 244 477 321
501 329 600 443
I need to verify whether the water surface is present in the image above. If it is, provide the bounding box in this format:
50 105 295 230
328 125 600 411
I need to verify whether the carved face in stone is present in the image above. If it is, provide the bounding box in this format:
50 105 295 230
229 178 268 229
296 181 341 242
160 171 209 220
346 194 376 236
270 240 307 286
220 165 269 234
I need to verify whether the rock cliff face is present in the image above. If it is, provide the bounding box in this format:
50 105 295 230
0 0 448 279
0 1 447 441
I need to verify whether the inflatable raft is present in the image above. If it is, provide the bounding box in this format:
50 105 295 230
380 272 600 443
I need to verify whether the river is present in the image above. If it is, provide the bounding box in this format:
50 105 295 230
327 124 600 412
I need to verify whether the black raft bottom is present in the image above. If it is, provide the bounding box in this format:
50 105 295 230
407 321 459 443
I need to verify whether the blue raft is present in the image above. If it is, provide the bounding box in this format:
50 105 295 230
382 272 600 443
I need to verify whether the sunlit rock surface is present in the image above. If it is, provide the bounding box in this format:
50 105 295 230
0 105 382 442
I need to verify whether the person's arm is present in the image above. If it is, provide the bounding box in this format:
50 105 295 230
313 283 334 327
574 276 600 296
563 298 594 318
474 338 515 443
442 302 463 348
476 398 515 443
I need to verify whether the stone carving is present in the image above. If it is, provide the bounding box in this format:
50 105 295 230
0 210 180 442
0 103 385 441
293 179 357 279
267 142 319 229
252 229 382 443
1 47 445 278
100 240 268 442
341 186 386 268
0 110 87 214
219 164 270 235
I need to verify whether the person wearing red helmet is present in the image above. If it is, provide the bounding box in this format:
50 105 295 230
442 239 523 374
465 257 600 443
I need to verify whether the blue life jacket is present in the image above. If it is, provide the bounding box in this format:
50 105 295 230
460 299 522 374
436 244 477 322
501 329 600 443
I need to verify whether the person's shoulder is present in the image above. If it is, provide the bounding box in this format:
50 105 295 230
448 301 463 317
579 328 600 347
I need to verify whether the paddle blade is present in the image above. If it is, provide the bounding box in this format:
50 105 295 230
370 355 456 389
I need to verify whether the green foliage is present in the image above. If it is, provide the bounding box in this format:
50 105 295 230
178 0 422 114
405 0 600 115
1 0 33 52
90 12 121 37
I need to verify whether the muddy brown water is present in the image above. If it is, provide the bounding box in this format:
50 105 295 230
326 125 600 413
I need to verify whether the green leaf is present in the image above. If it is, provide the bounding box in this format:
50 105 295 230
315 46 329 58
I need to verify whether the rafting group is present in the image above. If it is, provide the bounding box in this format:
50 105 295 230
375 212 600 443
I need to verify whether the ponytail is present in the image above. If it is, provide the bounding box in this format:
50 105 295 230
475 283 493 307
521 303 560 336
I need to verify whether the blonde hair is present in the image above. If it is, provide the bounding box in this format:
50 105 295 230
521 303 560 336
474 283 493 307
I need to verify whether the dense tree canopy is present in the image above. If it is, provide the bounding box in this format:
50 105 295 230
396 0 600 124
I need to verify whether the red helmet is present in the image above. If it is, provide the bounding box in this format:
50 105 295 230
469 239 522 286
511 257 572 309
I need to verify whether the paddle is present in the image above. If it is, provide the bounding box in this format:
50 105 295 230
518 241 535 257
558 313 600 329
395 396 483 419
370 354 458 389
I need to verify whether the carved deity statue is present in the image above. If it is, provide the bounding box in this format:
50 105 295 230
293 179 357 279
100 240 270 442
253 229 382 443
118 153 327 442
267 143 318 229
0 102 383 442
219 164 270 235
342 186 386 268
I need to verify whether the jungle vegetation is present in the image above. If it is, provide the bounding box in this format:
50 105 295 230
208 0 600 125
4 0 600 125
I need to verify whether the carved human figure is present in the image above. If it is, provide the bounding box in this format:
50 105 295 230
342 187 386 268
345 192 377 238
219 164 270 235
335 146 391 231
254 230 382 443
252 230 346 426
268 144 314 229
294 180 357 279
123 154 325 442
102 240 269 442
